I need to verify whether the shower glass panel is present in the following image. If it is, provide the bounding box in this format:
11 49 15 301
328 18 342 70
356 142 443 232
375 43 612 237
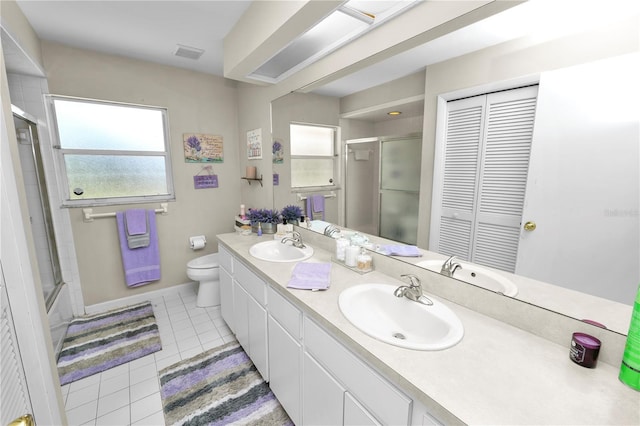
379 136 422 244
14 114 63 309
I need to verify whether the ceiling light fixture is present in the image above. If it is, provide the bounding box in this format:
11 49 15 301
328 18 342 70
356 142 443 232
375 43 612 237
248 0 421 83
174 44 205 60
388 111 402 116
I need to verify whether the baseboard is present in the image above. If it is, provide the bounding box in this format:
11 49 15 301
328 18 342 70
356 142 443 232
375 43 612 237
85 282 198 315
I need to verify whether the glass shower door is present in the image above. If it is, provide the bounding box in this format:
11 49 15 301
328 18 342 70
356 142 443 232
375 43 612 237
379 136 421 245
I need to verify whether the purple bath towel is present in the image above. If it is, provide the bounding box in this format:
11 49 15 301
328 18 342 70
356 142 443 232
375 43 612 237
116 210 160 287
287 262 331 290
306 194 325 221
377 245 423 257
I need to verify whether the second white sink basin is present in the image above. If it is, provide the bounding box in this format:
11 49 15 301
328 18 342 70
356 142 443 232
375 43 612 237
249 240 314 262
416 260 518 297
339 284 464 351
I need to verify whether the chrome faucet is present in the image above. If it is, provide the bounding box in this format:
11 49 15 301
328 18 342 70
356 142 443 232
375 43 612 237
440 255 462 277
323 224 340 237
394 274 433 306
281 231 306 248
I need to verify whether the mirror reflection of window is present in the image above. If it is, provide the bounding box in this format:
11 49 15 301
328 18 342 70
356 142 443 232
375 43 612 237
290 123 337 188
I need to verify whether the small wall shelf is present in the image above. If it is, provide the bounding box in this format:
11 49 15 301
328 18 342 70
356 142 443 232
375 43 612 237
241 175 263 187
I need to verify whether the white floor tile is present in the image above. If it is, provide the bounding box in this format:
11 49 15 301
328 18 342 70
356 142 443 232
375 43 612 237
96 387 130 418
130 362 158 385
156 353 181 371
177 335 201 352
131 392 163 424
100 362 129 380
99 373 129 398
95 405 130 426
66 383 100 410
68 373 101 393
131 376 160 403
202 338 225 351
180 346 203 360
197 329 221 343
168 310 189 323
66 400 98 426
129 353 157 369
132 409 165 426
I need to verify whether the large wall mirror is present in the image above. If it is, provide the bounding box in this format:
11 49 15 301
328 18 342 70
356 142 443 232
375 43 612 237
271 2 639 335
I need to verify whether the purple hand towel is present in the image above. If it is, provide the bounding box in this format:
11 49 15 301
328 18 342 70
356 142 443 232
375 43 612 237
378 245 423 257
124 209 147 235
306 194 325 221
287 262 331 290
117 210 161 287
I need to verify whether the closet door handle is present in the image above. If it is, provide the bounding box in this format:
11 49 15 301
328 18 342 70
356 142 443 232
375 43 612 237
523 221 536 231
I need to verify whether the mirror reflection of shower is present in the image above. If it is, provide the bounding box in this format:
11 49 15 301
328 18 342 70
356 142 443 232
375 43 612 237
345 134 422 245
13 111 64 311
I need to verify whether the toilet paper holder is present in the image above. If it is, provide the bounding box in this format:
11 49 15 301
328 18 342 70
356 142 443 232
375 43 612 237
189 235 207 250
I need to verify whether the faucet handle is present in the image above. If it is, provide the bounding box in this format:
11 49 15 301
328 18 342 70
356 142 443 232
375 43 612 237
400 274 421 287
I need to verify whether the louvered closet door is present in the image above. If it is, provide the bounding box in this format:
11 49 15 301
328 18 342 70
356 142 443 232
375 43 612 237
1 266 34 425
473 86 538 272
436 96 486 261
433 86 538 272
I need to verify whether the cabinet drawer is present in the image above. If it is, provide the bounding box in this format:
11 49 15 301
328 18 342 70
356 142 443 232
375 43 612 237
268 286 302 340
218 245 233 273
234 260 266 305
304 318 411 426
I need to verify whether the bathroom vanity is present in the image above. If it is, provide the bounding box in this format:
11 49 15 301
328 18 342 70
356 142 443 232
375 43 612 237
216 232 639 425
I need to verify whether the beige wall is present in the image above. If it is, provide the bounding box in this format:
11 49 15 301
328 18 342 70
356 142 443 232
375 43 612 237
41 41 242 306
416 15 640 248
0 0 44 73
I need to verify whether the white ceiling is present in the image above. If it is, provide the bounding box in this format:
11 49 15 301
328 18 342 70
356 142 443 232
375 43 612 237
8 0 640 101
15 0 251 76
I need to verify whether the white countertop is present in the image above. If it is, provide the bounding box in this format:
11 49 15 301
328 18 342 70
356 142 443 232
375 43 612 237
217 233 639 425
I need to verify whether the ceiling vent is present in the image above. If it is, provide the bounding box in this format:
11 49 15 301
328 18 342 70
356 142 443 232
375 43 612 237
174 44 205 60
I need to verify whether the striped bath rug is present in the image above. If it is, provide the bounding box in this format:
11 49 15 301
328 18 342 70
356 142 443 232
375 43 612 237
160 340 292 426
57 301 161 385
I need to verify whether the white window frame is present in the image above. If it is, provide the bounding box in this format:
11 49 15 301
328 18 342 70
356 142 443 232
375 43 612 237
290 122 339 191
45 95 175 207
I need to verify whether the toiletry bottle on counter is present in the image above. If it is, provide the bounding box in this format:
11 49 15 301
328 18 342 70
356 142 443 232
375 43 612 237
356 248 372 272
257 222 263 236
335 237 349 261
345 245 359 267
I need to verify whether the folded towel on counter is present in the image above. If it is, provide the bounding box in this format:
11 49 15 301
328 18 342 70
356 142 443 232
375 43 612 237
124 209 150 249
377 245 423 257
117 210 161 287
287 262 331 291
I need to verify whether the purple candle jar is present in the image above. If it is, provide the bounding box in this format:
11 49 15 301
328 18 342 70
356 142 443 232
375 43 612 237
570 332 601 368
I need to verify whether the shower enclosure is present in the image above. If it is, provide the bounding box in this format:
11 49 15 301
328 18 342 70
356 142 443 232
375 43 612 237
13 112 64 310
345 134 422 245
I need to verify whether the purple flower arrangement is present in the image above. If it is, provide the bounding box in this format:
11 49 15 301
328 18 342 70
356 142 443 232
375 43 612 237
281 205 302 223
248 208 281 224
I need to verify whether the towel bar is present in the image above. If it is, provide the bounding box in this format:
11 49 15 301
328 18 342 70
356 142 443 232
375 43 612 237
297 191 337 201
82 203 168 222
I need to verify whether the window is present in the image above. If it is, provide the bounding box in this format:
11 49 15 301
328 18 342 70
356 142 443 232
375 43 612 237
290 123 337 188
47 96 174 206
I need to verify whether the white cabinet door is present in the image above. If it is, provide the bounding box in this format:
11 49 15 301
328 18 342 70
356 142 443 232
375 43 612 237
268 316 301 425
344 392 381 426
248 297 268 381
303 352 344 426
233 282 249 351
219 266 234 332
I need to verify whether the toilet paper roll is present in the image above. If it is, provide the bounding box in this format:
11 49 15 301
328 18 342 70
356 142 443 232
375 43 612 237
190 236 206 250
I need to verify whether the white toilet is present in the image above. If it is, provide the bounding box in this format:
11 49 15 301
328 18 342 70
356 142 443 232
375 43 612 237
186 253 220 307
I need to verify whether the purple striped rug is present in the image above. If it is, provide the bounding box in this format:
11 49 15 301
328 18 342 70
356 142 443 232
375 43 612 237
57 301 161 385
159 341 293 426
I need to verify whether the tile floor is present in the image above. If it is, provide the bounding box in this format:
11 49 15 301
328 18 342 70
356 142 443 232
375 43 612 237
59 286 234 425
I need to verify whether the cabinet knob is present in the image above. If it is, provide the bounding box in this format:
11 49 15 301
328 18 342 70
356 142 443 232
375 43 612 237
523 221 537 231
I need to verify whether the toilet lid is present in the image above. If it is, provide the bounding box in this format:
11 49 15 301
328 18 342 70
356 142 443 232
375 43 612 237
188 253 219 269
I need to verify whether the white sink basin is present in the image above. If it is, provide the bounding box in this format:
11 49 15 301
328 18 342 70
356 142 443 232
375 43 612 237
249 240 314 262
339 283 464 351
416 260 518 297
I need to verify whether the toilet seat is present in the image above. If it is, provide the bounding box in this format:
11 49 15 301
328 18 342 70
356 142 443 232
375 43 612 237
187 253 219 269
